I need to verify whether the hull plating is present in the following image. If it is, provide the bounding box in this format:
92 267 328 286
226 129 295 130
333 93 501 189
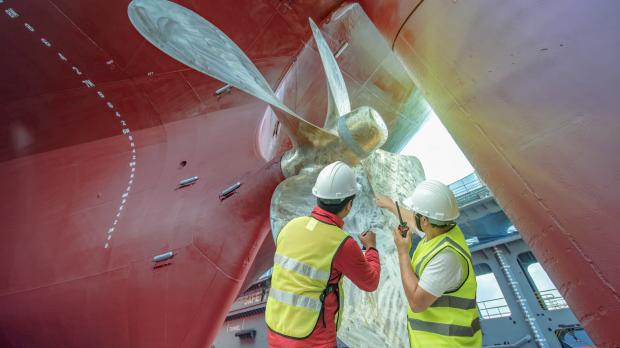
359 0 620 345
0 1 426 347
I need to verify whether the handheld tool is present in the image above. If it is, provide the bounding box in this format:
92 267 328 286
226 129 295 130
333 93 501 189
361 231 368 251
395 201 409 238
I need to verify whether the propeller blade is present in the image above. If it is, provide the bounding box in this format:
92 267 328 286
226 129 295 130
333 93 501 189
309 18 351 130
361 149 425 203
128 0 285 112
269 171 318 241
128 0 336 147
339 151 426 348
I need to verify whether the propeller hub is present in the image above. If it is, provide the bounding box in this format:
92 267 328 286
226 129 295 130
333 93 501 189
337 106 388 159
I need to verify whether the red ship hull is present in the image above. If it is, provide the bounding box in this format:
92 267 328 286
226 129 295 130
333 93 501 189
0 1 419 346
1 0 619 347
361 0 620 345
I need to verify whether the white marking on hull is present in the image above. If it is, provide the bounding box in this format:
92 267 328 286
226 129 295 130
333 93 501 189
81 79 95 88
2 11 141 249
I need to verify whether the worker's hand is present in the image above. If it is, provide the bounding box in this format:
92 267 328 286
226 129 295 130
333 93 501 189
394 225 412 256
360 231 377 250
374 194 393 210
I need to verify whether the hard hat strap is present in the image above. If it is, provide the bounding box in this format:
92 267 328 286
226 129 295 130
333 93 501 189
416 213 454 230
415 213 423 232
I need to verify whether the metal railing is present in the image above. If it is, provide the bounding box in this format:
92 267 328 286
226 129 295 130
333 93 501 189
535 289 568 311
449 173 491 207
477 297 512 319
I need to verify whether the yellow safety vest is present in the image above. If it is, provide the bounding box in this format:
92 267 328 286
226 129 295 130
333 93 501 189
265 216 349 338
408 225 482 348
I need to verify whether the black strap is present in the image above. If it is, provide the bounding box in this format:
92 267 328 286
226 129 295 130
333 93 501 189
319 283 340 328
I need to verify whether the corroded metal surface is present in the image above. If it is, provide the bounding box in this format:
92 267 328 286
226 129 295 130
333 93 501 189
338 154 424 348
340 249 410 347
362 149 425 204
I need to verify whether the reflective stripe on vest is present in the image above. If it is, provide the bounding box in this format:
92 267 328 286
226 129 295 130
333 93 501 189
408 225 481 348
409 317 481 337
274 254 331 282
265 216 349 338
268 288 322 312
431 295 477 310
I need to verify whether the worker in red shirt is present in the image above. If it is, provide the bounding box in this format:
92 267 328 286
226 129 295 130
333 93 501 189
265 161 381 348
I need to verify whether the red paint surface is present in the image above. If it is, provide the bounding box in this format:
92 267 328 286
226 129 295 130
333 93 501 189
0 0 303 346
7 0 615 346
358 0 620 346
0 1 421 347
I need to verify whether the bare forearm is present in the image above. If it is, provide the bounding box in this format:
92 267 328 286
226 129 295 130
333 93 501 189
397 250 419 309
383 202 416 227
381 201 399 217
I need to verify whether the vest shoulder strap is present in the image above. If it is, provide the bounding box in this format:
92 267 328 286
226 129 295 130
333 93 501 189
415 236 472 276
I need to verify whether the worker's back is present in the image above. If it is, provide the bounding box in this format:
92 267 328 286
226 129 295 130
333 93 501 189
265 216 348 338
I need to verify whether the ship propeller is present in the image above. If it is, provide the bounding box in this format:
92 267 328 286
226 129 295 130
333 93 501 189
127 0 424 246
128 1 428 345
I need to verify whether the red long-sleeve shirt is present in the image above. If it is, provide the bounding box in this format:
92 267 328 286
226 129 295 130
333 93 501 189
268 207 381 348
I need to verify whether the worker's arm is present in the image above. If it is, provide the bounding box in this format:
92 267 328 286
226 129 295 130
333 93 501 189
333 235 380 292
394 227 438 312
375 194 417 227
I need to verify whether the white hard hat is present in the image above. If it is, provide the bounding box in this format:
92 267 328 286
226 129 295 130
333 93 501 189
406 180 460 222
312 161 358 200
